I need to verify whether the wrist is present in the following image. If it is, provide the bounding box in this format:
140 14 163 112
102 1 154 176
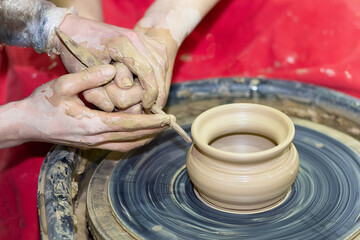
0 100 34 149
54 13 72 53
135 26 179 62
45 6 77 54
135 1 204 48
53 13 80 54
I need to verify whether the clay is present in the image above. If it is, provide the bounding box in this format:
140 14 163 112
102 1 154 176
186 103 299 211
104 81 143 109
105 36 159 109
133 27 178 108
113 62 134 89
210 133 276 153
82 87 114 112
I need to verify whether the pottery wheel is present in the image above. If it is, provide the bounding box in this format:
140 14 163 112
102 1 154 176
87 118 360 240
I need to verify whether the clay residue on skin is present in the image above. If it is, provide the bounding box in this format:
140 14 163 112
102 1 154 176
65 106 87 120
44 85 61 107
104 36 159 108
83 87 114 112
137 0 202 46
30 85 111 140
132 26 180 108
57 30 104 67
69 35 106 53
114 62 134 88
102 114 170 130
164 7 201 46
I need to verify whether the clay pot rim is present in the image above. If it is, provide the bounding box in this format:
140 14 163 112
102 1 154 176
191 103 295 163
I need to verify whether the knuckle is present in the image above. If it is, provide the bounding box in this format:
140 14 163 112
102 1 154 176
80 136 99 146
80 69 91 81
83 90 99 103
54 79 73 95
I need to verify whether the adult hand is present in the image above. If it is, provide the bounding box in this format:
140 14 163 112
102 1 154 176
17 65 172 151
55 15 174 112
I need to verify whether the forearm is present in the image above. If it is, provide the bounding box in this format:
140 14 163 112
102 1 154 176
135 0 219 48
0 0 75 53
0 100 34 149
50 0 103 21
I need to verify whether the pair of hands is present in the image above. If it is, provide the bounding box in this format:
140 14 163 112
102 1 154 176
24 15 178 151
57 14 174 112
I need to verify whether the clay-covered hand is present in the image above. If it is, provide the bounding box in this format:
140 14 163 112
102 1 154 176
56 14 173 112
16 65 172 151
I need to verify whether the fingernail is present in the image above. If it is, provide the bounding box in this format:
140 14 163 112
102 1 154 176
101 65 116 78
121 76 133 88
102 101 115 112
160 114 172 126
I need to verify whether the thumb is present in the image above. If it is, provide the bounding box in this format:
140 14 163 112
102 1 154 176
56 65 116 96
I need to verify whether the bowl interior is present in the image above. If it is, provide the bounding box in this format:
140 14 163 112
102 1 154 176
191 103 295 162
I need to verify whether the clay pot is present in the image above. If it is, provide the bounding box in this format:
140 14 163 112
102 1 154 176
186 103 299 212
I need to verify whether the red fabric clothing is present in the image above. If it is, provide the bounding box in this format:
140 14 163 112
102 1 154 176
1 0 360 238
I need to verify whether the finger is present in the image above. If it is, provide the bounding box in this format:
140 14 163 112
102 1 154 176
55 65 116 96
105 36 158 108
140 36 167 73
104 81 143 109
113 62 134 89
84 42 112 64
83 86 115 112
53 137 153 152
60 45 87 73
85 106 172 131
140 36 169 108
93 137 154 152
121 103 143 114
88 126 167 142
60 40 111 73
